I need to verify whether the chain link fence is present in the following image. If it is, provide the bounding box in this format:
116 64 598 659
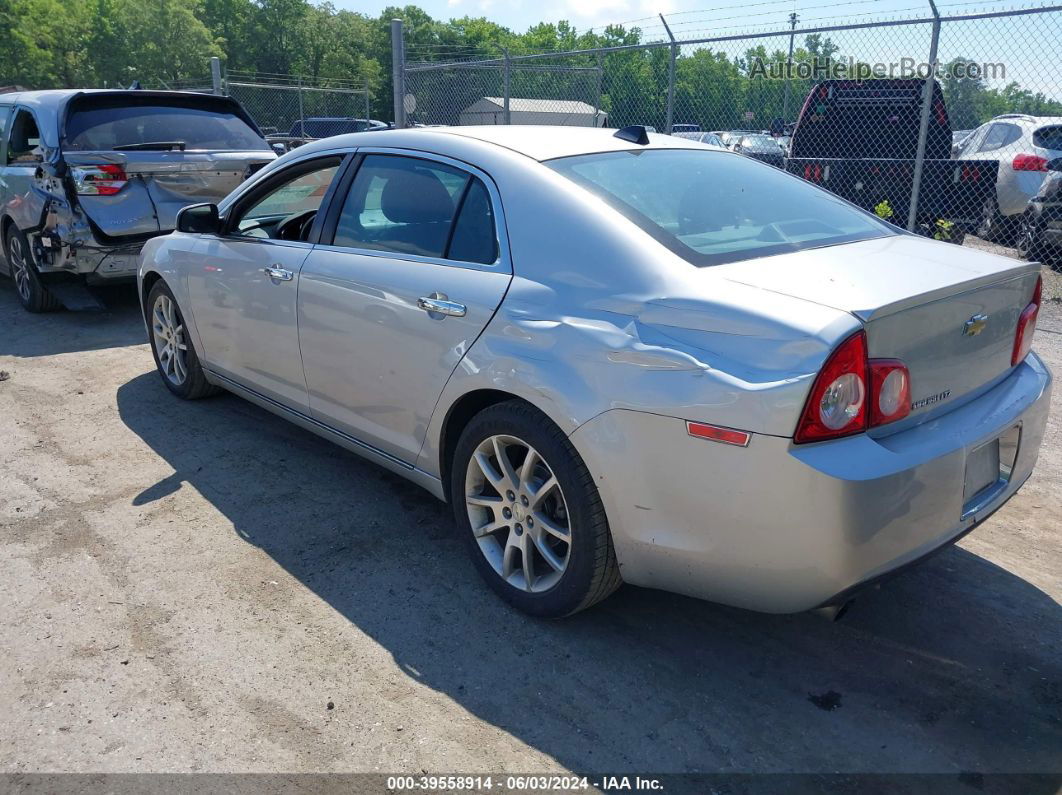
401 4 1062 255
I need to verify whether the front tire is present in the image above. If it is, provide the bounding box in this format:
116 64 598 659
451 400 621 618
146 280 220 400
1016 211 1051 264
5 227 60 313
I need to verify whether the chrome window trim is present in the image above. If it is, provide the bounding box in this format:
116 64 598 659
314 146 513 275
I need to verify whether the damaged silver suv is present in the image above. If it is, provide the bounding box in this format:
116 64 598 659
0 90 275 312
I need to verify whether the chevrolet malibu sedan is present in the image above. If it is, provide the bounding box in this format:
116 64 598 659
137 125 1051 619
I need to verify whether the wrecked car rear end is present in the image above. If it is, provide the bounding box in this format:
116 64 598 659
3 89 274 308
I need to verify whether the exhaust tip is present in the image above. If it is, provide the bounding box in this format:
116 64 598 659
812 600 853 622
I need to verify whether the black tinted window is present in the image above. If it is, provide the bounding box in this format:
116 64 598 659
333 155 468 258
448 180 497 264
66 103 269 151
1033 125 1062 151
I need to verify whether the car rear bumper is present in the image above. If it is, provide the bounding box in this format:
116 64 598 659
570 352 1052 613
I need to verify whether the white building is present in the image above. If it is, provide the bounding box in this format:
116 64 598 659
458 97 607 127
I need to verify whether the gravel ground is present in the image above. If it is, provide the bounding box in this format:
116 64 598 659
0 237 1060 778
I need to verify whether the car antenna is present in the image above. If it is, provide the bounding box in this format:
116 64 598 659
613 125 650 145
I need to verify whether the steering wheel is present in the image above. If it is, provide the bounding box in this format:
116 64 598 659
275 209 318 242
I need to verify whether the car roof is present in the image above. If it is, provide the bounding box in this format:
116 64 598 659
290 125 721 163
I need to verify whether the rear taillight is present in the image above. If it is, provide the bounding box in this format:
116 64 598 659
869 360 911 426
795 332 914 443
1012 153 1048 172
1012 275 1043 366
72 164 127 195
794 331 868 443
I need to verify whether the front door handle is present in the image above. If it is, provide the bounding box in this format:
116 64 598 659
417 292 466 317
262 265 294 282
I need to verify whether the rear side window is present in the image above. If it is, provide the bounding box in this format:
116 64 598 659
548 149 892 267
979 123 1022 152
65 102 269 152
332 154 496 264
448 180 498 264
8 109 41 163
1033 125 1062 151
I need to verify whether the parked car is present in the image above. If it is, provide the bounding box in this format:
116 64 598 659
288 117 389 137
955 114 1062 242
788 79 998 241
732 133 785 167
139 125 1050 619
672 131 724 146
1017 157 1062 265
671 123 701 133
717 129 764 150
0 89 275 312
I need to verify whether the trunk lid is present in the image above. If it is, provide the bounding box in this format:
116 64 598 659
714 234 1041 426
64 151 272 238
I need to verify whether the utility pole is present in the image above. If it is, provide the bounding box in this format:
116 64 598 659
781 12 798 122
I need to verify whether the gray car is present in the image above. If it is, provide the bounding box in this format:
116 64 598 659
137 126 1051 619
0 89 275 312
955 114 1062 242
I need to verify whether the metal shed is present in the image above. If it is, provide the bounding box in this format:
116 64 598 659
458 97 607 127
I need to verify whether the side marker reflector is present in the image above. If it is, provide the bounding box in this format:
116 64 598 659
686 421 751 447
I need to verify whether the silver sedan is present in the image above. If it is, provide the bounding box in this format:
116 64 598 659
137 126 1052 618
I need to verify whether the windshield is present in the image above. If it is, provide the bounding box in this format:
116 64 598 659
547 148 894 267
66 102 270 152
741 135 780 150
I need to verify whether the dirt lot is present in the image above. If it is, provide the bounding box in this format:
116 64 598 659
1 239 1060 779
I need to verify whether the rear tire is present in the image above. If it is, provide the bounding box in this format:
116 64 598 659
976 197 1017 244
451 400 621 618
5 227 60 313
146 280 221 400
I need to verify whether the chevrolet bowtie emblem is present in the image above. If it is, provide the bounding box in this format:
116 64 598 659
963 313 989 336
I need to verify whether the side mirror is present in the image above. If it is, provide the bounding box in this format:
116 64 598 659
176 203 220 234
271 142 287 155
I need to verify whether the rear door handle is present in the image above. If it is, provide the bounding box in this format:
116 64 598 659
262 265 294 282
417 292 466 317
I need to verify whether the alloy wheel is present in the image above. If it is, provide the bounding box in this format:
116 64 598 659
464 434 572 593
151 293 189 386
9 235 31 302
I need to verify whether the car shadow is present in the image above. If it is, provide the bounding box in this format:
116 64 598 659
115 371 1062 777
0 279 144 357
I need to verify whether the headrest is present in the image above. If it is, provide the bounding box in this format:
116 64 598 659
380 166 456 224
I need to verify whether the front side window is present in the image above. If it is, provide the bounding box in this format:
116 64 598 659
332 154 497 263
8 109 41 164
230 157 341 240
547 148 893 267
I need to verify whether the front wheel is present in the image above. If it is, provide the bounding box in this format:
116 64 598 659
1016 211 1050 263
451 401 621 617
146 280 220 400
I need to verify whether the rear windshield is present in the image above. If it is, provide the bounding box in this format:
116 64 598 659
65 102 269 152
547 149 893 267
1033 125 1062 151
